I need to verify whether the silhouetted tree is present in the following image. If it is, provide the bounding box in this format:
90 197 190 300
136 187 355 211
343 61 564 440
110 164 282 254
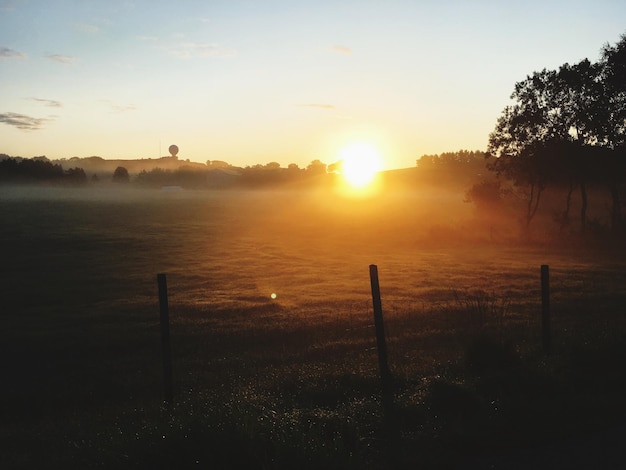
488 68 563 227
285 163 303 182
600 34 626 141
488 33 626 234
0 156 66 183
306 159 327 176
487 66 599 230
136 168 171 187
416 150 486 170
112 166 130 183
465 180 502 212
599 34 626 231
65 167 87 184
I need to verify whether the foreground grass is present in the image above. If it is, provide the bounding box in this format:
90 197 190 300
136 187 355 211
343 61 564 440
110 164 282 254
5 299 626 469
2 187 626 468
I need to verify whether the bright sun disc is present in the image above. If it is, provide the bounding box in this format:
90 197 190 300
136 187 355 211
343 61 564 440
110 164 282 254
339 143 382 188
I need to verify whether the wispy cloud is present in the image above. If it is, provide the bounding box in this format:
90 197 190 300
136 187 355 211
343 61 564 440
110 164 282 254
0 112 55 130
331 45 352 55
100 100 137 113
168 42 236 59
137 35 158 42
76 22 99 33
46 53 76 64
0 46 26 59
112 104 137 113
296 103 336 110
25 97 63 108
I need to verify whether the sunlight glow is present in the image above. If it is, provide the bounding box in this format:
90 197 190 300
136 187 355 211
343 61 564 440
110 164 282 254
338 142 383 188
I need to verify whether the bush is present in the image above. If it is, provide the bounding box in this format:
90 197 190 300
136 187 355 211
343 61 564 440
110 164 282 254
112 166 130 183
465 180 502 210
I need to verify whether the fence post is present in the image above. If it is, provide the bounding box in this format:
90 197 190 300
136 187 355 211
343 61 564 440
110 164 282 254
369 264 393 412
541 265 551 355
157 273 174 404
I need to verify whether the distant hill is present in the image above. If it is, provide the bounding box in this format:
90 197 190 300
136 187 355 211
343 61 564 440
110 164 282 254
54 155 207 177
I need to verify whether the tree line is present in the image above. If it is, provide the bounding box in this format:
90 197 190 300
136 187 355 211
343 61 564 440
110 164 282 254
0 154 332 189
134 159 329 188
0 155 87 184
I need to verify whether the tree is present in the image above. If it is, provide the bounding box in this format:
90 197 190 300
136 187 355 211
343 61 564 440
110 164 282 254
65 167 87 184
487 69 560 228
112 166 130 183
600 34 626 144
488 60 606 232
285 163 303 182
0 157 65 183
599 34 626 231
553 59 607 232
306 159 327 176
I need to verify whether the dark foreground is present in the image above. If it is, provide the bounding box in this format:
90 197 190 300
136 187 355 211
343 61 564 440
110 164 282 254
2 187 626 468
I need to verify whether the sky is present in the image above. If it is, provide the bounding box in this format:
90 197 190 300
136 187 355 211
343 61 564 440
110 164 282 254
1 0 625 170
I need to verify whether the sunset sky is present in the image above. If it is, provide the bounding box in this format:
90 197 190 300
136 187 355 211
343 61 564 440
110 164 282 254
1 0 625 170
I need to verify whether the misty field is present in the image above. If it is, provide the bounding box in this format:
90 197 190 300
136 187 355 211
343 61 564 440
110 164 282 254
2 184 626 469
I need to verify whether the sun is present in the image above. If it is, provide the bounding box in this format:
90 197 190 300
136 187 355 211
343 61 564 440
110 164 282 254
338 142 383 188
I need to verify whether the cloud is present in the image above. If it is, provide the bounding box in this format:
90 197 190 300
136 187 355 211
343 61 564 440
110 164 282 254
0 46 26 59
76 22 99 33
46 54 76 64
168 42 236 59
331 45 352 55
100 100 137 113
111 104 137 113
0 112 55 130
296 103 336 110
26 97 63 108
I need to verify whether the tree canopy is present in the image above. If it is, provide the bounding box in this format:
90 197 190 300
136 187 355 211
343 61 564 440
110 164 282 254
0 156 86 184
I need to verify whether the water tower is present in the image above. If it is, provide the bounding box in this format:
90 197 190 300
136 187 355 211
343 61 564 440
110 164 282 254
168 144 179 159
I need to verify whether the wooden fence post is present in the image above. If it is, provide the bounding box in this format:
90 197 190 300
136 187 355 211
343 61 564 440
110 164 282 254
541 265 551 356
369 264 393 412
157 273 174 404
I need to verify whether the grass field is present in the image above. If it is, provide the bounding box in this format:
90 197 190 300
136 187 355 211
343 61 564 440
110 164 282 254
2 184 626 468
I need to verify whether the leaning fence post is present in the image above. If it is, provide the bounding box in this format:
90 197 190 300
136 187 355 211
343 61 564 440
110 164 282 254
541 265 551 355
157 273 174 404
369 264 393 412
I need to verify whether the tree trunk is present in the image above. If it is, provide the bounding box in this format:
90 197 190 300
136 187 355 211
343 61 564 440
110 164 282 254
561 180 575 232
580 180 588 234
610 182 622 233
526 182 542 227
